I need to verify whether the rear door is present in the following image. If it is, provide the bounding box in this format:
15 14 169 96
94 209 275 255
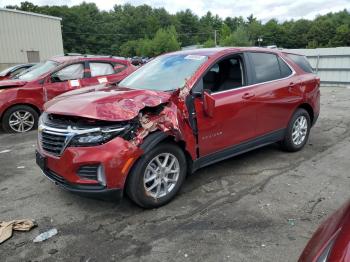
43 62 86 101
86 61 128 85
246 52 302 136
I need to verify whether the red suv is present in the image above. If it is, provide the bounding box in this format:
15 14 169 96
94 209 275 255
36 48 320 208
0 55 136 133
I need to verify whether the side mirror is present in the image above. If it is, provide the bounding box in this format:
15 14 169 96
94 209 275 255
203 89 215 117
51 75 62 83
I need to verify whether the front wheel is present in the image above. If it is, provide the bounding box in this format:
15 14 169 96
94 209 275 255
281 108 311 152
2 105 39 133
126 142 187 208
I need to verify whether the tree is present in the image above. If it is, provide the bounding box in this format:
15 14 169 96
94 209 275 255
152 26 181 55
4 2 350 52
220 26 252 47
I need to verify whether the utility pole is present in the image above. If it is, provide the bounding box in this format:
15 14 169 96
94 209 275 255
214 30 217 47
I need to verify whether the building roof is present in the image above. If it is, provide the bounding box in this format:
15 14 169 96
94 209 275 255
0 8 62 21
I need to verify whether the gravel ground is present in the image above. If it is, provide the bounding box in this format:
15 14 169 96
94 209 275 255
1 86 350 262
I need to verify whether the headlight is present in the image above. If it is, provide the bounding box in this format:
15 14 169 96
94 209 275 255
70 126 128 146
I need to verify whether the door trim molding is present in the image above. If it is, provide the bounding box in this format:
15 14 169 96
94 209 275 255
192 128 286 172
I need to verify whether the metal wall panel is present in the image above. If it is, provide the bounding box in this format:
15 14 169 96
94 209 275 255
284 47 350 87
0 8 64 69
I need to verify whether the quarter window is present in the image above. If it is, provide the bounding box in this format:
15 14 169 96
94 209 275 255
278 57 293 78
249 52 281 83
90 62 115 77
286 54 313 73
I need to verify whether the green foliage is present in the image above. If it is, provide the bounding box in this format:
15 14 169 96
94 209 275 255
220 26 252 47
203 38 215 48
152 26 180 55
4 2 350 55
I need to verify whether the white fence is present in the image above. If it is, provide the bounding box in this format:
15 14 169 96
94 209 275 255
285 47 350 87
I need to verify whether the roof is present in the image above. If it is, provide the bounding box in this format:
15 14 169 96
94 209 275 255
0 8 62 21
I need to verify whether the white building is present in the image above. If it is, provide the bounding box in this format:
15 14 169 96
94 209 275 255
0 8 64 70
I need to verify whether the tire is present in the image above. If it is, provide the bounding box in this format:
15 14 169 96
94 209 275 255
126 142 187 208
281 108 311 152
2 105 39 133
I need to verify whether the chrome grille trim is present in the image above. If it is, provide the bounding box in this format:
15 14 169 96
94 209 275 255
38 123 126 157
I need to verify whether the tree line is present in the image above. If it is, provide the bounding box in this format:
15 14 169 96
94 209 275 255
5 1 350 57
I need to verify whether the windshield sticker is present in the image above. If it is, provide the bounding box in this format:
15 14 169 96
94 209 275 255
69 79 80 87
184 55 206 60
98 77 108 84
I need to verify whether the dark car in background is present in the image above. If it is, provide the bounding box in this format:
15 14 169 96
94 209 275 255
0 55 136 133
0 63 36 81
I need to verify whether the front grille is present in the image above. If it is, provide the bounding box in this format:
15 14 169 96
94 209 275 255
77 165 99 180
40 129 70 156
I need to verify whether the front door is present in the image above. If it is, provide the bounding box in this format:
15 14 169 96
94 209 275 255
193 54 258 157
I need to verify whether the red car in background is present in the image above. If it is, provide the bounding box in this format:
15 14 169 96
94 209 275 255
0 55 136 133
36 47 320 208
299 200 350 262
0 63 36 81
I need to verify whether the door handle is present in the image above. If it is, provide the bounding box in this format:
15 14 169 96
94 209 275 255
242 92 255 99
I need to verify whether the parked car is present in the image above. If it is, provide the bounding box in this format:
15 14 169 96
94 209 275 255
299 200 350 262
131 56 143 66
0 63 36 81
0 55 136 133
36 47 320 208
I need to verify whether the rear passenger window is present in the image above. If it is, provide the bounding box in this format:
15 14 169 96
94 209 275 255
286 54 313 73
90 62 115 77
249 53 281 83
278 57 293 78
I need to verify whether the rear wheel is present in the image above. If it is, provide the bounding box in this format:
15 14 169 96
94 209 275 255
281 108 311 152
2 105 38 133
126 142 187 208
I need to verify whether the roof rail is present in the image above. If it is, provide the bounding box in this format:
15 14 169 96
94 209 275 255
64 53 83 56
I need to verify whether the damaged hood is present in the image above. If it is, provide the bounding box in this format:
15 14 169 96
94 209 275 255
0 79 27 89
45 86 172 121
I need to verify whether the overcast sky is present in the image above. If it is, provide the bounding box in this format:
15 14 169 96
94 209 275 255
2 0 350 22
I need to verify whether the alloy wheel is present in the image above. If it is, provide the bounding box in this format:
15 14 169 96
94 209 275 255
143 153 180 199
8 110 35 133
292 115 308 146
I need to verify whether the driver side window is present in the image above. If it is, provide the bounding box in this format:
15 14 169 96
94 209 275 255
53 63 84 81
202 55 245 93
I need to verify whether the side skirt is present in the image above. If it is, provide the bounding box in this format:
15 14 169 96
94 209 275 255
192 129 286 172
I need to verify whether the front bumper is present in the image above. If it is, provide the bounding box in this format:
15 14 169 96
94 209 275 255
41 167 123 200
36 136 143 200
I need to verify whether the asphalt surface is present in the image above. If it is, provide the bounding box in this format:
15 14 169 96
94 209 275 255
1 86 350 262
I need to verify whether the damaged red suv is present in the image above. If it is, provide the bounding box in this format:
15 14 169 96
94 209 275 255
0 55 135 133
36 48 320 208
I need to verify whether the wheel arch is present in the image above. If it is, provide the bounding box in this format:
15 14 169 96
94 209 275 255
297 103 314 124
1 103 41 121
139 131 194 173
123 131 193 191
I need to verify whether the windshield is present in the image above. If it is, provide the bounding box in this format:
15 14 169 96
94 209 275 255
0 65 17 77
17 60 58 81
119 54 208 91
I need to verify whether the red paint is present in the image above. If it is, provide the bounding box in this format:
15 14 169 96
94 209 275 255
299 200 350 262
0 56 136 118
37 47 320 198
44 86 171 121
